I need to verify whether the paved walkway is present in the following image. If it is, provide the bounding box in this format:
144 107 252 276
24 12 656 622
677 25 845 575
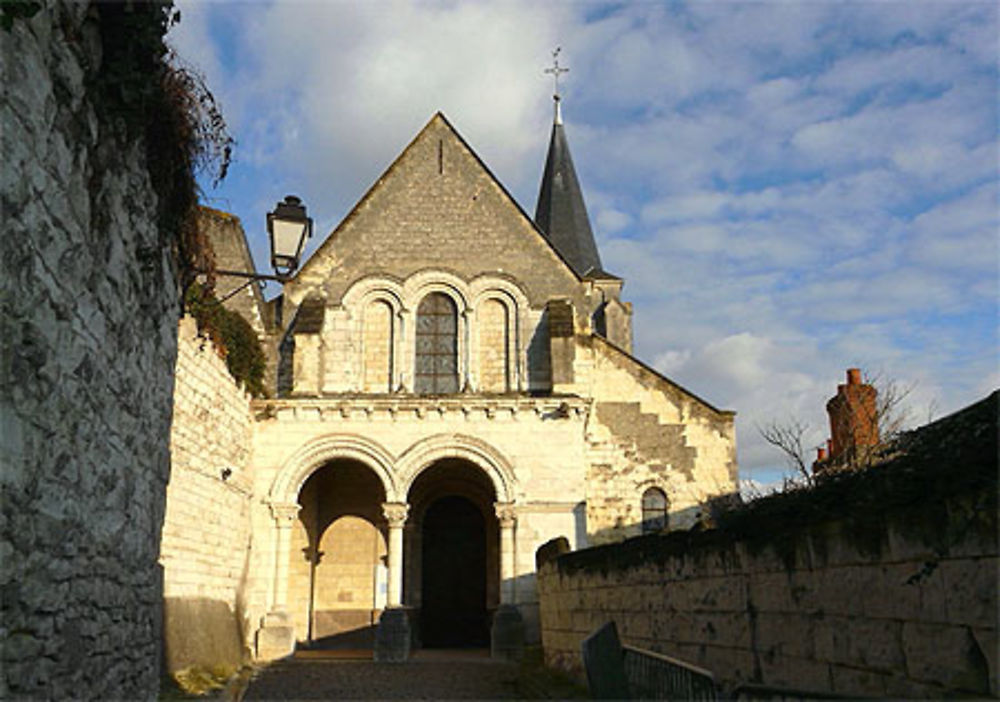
240 649 558 701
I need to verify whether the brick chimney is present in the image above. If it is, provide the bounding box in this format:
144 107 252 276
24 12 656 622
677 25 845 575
825 368 879 460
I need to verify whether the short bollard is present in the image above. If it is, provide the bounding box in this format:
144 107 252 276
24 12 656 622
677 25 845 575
374 608 411 662
491 604 525 661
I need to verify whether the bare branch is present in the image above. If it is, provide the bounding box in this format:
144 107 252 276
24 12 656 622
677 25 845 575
763 369 920 484
757 417 814 485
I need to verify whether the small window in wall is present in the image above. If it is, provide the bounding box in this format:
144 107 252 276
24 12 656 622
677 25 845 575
415 292 459 394
641 488 668 533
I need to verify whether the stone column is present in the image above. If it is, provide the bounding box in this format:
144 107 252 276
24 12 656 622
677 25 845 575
495 502 517 605
382 502 409 607
461 308 472 391
491 502 524 660
271 502 300 610
395 307 408 392
257 502 300 661
376 501 411 662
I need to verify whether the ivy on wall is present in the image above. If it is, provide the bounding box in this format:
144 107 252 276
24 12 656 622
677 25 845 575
0 1 41 30
91 1 233 295
185 285 266 398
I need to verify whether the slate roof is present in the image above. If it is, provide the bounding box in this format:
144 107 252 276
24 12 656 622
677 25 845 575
534 108 603 277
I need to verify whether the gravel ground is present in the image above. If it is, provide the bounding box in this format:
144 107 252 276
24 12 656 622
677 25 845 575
242 658 523 701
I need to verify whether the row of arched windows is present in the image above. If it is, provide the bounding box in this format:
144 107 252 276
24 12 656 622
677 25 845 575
360 290 515 395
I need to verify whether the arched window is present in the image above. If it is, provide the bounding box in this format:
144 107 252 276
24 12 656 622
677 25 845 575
477 298 509 392
641 488 668 533
362 299 394 392
415 292 458 394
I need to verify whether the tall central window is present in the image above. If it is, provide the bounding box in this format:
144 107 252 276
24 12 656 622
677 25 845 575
415 292 458 394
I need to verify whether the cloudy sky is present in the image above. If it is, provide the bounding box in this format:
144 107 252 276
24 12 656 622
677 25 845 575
169 1 998 488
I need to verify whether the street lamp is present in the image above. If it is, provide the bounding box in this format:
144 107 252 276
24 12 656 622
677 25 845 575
267 195 313 276
202 195 313 304
211 195 313 285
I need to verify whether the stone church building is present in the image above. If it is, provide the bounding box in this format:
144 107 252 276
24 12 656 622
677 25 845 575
163 104 737 666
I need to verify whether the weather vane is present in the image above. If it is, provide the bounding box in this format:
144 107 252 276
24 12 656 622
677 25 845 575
544 47 569 99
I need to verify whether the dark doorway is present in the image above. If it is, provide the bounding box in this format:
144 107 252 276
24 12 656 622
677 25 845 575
419 495 488 647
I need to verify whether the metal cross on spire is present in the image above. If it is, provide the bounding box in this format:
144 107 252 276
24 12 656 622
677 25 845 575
544 47 569 99
544 47 569 124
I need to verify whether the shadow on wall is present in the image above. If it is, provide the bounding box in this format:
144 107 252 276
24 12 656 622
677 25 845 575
585 499 736 547
527 309 551 390
302 625 378 651
163 598 245 677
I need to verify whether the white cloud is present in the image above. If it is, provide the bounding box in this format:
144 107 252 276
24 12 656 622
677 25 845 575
910 182 999 272
595 207 632 235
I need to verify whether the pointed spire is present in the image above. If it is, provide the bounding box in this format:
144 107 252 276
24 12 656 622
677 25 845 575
535 56 602 277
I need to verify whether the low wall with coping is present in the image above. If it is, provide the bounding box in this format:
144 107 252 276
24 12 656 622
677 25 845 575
538 394 997 698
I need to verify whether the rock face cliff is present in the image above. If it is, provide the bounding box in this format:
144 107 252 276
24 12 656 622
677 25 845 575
1 3 182 698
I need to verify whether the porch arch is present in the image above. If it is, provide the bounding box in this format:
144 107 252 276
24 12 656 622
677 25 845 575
396 434 516 503
269 433 400 505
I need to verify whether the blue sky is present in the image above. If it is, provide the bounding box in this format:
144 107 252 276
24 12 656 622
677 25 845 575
169 1 998 489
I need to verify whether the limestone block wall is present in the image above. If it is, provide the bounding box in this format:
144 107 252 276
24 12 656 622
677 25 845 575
538 491 997 698
197 207 267 338
160 317 254 676
578 337 737 541
1 4 180 698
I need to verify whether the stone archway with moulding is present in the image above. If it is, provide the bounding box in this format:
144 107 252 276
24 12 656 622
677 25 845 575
402 269 471 312
468 276 531 393
340 275 406 311
396 433 516 504
268 433 401 506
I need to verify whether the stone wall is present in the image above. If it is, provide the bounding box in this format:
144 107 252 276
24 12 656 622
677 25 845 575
159 317 254 678
1 3 180 698
197 208 268 338
579 337 737 541
537 397 998 698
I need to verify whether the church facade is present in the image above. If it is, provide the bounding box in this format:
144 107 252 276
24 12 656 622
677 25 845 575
182 107 737 661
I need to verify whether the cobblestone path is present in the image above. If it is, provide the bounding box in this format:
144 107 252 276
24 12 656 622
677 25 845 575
242 652 526 700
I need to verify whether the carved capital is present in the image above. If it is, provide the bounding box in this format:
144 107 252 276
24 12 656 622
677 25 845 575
382 502 410 528
269 501 301 525
494 502 517 528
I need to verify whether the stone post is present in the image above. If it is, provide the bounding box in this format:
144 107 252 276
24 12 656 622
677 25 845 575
382 502 409 607
461 308 472 391
491 502 524 661
375 502 411 662
547 299 576 393
256 502 300 661
395 307 408 392
496 502 517 605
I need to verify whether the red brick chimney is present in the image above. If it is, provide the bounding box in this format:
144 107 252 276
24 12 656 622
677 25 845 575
826 368 879 460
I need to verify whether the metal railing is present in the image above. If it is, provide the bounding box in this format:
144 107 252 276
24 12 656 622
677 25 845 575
621 644 718 701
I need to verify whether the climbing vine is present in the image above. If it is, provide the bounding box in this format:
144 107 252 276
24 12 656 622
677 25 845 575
185 285 267 398
92 1 234 295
